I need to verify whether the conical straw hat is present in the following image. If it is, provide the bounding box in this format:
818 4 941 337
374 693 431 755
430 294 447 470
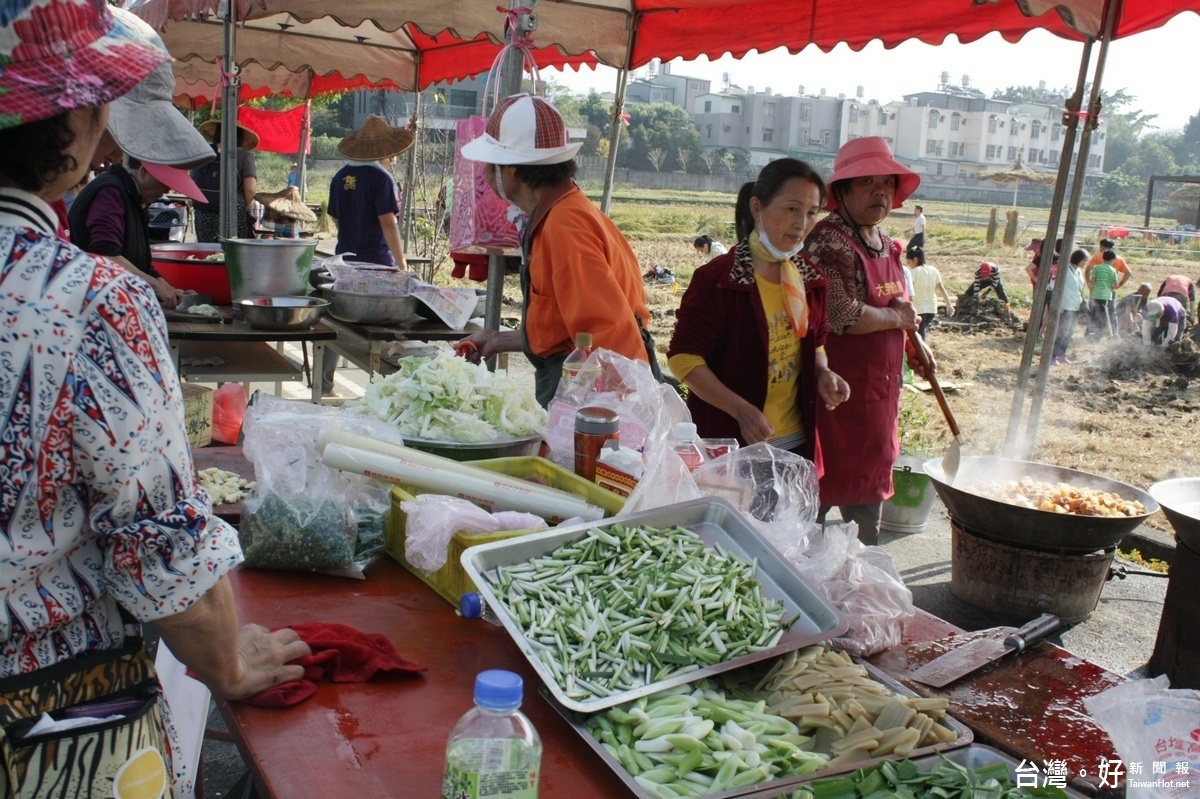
338 115 414 162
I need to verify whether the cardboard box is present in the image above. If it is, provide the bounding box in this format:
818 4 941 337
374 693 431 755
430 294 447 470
182 383 213 448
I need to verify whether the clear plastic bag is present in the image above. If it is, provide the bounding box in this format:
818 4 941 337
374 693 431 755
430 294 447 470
400 494 546 574
788 522 914 656
240 396 402 578
690 443 820 558
542 348 696 513
1083 676 1200 799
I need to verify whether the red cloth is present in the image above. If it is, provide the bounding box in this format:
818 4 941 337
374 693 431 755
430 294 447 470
239 105 310 156
450 252 489 282
242 623 426 708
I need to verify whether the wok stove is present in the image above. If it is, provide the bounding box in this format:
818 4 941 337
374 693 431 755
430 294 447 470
949 520 1116 624
1147 478 1200 689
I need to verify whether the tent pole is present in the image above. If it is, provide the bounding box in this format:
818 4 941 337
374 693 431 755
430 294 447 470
297 87 312 202
219 5 239 241
600 65 630 216
1020 0 1122 460
483 3 531 370
1002 34 1096 456
402 77 421 250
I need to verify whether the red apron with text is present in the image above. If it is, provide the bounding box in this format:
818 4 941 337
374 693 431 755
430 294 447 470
818 232 907 507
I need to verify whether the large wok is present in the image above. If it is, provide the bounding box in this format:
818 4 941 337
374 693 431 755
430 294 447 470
1148 477 1200 552
925 456 1158 554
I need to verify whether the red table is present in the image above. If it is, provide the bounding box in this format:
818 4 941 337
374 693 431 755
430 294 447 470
222 559 624 798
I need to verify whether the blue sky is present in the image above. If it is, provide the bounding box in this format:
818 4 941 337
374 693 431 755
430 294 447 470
546 12 1200 134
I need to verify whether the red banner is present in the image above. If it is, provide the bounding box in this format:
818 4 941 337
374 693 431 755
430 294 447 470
239 105 309 155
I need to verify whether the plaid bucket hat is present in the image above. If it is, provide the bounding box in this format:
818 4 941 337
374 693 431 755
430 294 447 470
461 94 581 166
0 0 169 130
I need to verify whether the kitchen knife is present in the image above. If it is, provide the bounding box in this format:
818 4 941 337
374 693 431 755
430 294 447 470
911 614 1061 688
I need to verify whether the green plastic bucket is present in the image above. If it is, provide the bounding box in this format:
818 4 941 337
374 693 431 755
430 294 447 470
882 454 937 534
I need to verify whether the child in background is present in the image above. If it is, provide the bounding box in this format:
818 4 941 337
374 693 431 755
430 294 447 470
1087 253 1118 338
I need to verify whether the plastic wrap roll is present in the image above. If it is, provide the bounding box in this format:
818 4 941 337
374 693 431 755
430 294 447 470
320 442 604 523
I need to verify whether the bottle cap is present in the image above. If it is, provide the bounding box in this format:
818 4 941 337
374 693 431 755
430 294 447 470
574 332 593 349
474 670 523 711
575 406 620 435
675 422 698 440
460 592 483 619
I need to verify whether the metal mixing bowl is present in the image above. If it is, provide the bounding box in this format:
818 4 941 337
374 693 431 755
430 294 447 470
1149 477 1200 552
401 434 542 462
320 284 418 325
237 296 329 331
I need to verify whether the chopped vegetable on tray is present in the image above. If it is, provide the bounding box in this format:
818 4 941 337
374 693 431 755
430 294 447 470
480 523 795 703
352 351 545 442
783 754 1073 798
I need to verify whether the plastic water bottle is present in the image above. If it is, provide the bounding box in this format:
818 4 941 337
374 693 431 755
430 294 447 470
460 592 502 626
561 332 597 385
673 422 705 472
441 671 542 799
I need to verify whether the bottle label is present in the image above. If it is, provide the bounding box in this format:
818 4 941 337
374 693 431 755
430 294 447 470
442 738 539 799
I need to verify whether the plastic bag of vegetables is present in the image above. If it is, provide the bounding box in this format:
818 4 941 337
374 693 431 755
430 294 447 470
240 396 402 578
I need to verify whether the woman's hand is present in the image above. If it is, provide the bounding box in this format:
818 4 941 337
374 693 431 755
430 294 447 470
816 368 851 410
888 297 920 332
153 278 185 309
734 402 775 444
907 335 937 380
455 329 521 363
223 624 312 700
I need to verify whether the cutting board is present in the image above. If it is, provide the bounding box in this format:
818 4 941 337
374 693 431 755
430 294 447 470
192 446 255 527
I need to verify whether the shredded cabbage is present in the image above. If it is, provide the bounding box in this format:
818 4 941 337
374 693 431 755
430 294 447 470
351 352 546 442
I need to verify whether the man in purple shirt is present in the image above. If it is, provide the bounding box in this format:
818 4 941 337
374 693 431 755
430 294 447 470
1143 296 1187 346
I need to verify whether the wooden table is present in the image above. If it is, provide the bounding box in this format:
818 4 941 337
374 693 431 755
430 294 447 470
222 560 624 798
167 315 336 404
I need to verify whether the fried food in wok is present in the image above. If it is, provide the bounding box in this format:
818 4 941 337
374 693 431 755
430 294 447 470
967 477 1146 517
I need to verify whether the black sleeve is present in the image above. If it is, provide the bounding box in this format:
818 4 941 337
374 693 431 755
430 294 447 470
992 278 1009 303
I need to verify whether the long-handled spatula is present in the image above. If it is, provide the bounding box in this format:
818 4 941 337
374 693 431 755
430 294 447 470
905 330 963 482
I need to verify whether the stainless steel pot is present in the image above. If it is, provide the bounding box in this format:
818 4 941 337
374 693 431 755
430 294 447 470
237 296 328 331
222 238 317 302
320 284 417 325
925 455 1158 553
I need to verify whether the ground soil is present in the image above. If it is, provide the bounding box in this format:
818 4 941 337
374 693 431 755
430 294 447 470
621 244 1200 538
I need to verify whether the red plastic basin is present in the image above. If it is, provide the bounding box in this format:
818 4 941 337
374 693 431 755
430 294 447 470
150 243 231 304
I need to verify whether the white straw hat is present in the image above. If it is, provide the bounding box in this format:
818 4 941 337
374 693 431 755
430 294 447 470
461 94 581 166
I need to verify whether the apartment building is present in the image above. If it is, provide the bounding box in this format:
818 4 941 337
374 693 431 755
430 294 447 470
691 84 844 165
626 61 711 112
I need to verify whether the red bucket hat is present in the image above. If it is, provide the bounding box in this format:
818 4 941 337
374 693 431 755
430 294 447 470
0 0 169 130
825 136 920 211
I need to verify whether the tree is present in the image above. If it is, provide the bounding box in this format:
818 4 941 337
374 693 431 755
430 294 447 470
621 102 701 171
1172 109 1200 171
721 152 735 176
647 148 667 171
677 147 693 172
699 150 716 174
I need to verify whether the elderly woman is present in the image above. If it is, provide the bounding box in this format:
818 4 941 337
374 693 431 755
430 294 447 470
668 159 849 464
458 94 653 405
799 137 933 545
190 120 260 241
0 2 307 795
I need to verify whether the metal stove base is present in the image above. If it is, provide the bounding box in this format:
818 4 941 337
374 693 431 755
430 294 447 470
950 520 1115 623
1148 538 1200 689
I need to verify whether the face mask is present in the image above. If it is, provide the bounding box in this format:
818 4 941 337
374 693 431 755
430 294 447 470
755 225 803 261
493 164 511 204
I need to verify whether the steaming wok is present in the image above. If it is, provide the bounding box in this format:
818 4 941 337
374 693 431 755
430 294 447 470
925 456 1158 554
1148 477 1200 552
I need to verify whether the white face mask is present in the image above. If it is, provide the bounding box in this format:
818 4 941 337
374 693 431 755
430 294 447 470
493 164 511 204
755 225 803 260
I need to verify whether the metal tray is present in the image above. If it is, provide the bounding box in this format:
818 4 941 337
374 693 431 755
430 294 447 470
460 498 847 714
544 655 973 799
735 743 1088 798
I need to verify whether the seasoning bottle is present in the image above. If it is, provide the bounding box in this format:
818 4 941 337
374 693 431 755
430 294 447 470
673 422 705 472
574 407 619 481
441 670 541 799
561 332 595 384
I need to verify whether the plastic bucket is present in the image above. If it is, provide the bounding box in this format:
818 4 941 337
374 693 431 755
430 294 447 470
150 243 230 304
882 454 937 534
222 238 316 302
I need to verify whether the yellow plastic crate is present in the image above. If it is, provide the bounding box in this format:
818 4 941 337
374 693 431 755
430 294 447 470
386 456 625 606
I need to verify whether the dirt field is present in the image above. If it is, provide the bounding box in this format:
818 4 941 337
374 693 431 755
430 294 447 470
619 239 1200 537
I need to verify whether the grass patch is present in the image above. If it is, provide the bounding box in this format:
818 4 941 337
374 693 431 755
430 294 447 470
1117 548 1170 573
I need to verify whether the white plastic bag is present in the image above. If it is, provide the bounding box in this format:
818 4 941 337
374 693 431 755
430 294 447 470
400 495 546 573
789 522 914 656
1083 676 1200 799
690 443 820 558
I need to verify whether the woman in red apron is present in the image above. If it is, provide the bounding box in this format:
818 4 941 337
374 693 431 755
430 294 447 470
800 137 935 544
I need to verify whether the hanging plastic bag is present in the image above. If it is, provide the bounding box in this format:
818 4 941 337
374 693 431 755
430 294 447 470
447 34 546 254
788 522 914 656
691 443 820 558
1083 676 1200 799
239 396 402 578
211 383 247 445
